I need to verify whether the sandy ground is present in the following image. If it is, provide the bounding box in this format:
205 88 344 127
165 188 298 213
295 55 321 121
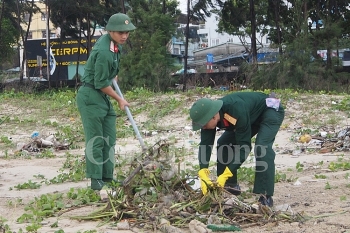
1 93 350 233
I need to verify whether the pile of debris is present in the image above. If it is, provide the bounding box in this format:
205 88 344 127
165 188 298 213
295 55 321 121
17 131 71 154
318 127 350 153
71 140 305 232
298 127 350 153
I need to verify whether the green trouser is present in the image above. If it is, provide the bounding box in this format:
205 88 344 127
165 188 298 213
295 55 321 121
217 107 284 196
76 86 116 180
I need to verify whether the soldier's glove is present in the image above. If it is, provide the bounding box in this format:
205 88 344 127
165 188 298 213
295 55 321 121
198 168 213 195
216 167 234 187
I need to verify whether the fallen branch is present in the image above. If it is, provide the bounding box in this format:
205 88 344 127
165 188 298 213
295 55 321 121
312 210 348 219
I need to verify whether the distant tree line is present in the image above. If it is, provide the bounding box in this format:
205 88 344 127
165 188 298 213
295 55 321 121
0 0 349 92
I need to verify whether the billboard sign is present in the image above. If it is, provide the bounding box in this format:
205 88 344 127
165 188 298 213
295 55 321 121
25 36 99 81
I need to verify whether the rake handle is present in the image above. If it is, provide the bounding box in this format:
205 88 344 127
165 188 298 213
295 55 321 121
112 79 147 151
112 79 149 187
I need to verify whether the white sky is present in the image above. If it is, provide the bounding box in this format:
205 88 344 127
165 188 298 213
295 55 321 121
178 0 189 13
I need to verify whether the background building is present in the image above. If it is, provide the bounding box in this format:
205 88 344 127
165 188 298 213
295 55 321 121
169 11 272 73
22 1 57 39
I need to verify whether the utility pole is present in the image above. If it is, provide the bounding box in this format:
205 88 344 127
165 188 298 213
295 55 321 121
248 0 256 85
182 0 190 92
46 0 50 87
249 0 257 64
122 0 125 13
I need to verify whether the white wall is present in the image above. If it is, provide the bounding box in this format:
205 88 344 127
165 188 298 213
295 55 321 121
177 2 270 48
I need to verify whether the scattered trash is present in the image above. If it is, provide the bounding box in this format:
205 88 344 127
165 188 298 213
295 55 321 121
291 127 350 154
337 128 348 138
17 131 71 155
142 130 152 136
116 220 130 230
274 204 294 215
294 180 302 186
310 139 323 146
16 142 26 151
292 149 302 157
189 219 212 233
39 138 54 147
318 128 350 152
219 86 228 91
99 189 109 201
207 215 221 225
190 178 201 190
207 224 241 232
31 131 39 139
299 134 312 143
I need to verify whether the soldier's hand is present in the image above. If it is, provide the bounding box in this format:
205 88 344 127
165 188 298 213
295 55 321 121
216 167 233 187
117 99 130 111
198 168 213 195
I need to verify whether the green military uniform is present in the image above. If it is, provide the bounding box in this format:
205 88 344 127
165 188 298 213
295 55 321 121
76 13 136 190
197 92 284 196
76 34 121 182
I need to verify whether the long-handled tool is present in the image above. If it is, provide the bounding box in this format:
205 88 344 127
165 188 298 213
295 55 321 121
112 79 150 186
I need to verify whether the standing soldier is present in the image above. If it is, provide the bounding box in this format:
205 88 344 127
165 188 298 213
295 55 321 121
76 13 136 191
190 92 284 207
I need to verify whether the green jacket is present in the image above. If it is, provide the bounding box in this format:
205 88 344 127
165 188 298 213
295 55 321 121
81 34 122 89
199 92 270 169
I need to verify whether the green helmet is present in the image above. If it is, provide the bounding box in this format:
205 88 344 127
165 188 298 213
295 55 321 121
190 98 223 131
106 13 136 32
